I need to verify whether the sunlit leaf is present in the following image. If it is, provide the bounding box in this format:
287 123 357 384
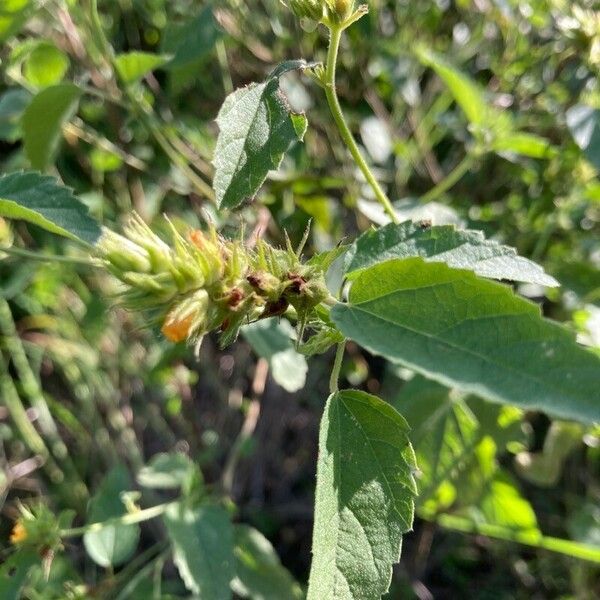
232 525 303 600
346 221 559 287
22 83 82 170
213 61 309 210
332 258 600 422
164 503 234 599
83 465 140 568
307 390 417 600
115 51 171 83
0 171 101 244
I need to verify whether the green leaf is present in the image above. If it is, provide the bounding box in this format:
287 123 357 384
0 0 35 43
164 503 234 599
417 47 553 158
566 104 600 171
0 550 40 600
242 318 308 392
83 465 140 568
22 83 82 170
23 42 69 88
298 326 345 356
307 390 417 600
232 525 303 600
416 46 490 127
115 51 171 83
331 258 600 423
0 88 30 142
492 132 556 159
213 62 309 210
0 171 101 244
137 452 196 489
345 221 558 287
473 472 538 532
161 6 222 69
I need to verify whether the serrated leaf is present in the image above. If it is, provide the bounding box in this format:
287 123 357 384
242 318 308 392
22 83 82 170
83 465 140 568
345 221 558 287
307 390 417 600
331 258 600 423
115 51 171 83
232 525 303 600
164 503 234 599
213 62 309 210
0 171 101 244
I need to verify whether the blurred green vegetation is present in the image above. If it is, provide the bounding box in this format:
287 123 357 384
0 0 599 598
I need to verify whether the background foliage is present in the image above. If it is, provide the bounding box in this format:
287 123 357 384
1 0 599 598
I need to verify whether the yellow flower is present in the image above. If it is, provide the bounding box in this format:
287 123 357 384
10 521 27 545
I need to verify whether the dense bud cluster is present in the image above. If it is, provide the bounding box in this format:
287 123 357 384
96 214 330 346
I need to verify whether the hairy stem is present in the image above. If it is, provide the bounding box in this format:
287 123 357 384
329 341 346 394
324 26 399 224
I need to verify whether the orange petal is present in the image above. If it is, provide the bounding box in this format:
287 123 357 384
161 314 194 342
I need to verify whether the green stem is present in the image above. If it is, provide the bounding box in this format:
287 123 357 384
61 500 176 538
0 351 48 458
329 341 346 394
427 512 600 564
419 154 474 204
324 26 399 224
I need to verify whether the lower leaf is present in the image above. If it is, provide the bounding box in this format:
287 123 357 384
307 390 418 600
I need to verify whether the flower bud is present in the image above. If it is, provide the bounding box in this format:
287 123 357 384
325 0 354 21
288 0 324 22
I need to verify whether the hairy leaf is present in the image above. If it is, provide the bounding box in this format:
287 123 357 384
345 221 558 286
232 525 303 600
0 171 101 244
164 503 234 599
307 390 417 600
22 83 81 170
213 61 309 210
331 258 600 423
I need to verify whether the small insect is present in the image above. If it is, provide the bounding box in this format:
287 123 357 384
418 219 432 230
